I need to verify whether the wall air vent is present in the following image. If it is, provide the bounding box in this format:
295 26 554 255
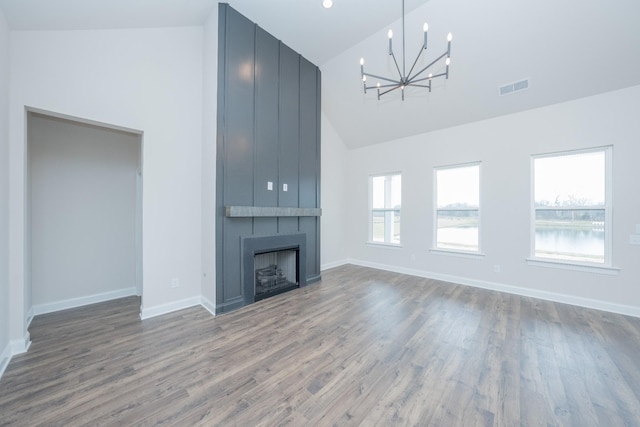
499 78 529 96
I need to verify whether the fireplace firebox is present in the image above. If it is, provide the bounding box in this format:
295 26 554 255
241 233 307 304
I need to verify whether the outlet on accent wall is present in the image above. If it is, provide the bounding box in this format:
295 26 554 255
171 277 180 288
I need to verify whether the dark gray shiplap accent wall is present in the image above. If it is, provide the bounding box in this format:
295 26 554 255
215 4 321 313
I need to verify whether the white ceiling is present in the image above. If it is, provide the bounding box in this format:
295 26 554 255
1 0 640 148
0 0 429 65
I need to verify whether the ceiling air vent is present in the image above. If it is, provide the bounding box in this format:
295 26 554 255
499 78 529 96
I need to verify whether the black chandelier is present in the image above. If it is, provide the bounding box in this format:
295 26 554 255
360 0 452 100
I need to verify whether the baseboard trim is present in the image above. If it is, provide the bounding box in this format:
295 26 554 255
321 259 349 271
347 259 640 318
0 343 11 379
140 296 202 320
1 333 32 380
33 287 137 316
11 333 31 355
200 296 216 317
215 296 245 314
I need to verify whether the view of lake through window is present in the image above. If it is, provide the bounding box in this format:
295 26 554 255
533 149 607 263
436 164 480 252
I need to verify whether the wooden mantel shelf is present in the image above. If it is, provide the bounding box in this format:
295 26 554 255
225 206 322 218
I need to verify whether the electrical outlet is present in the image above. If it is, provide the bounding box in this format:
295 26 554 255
630 235 640 246
171 277 180 288
283 183 288 192
267 181 273 191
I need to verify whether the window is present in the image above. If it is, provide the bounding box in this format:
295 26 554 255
369 173 401 245
435 163 480 252
532 147 611 265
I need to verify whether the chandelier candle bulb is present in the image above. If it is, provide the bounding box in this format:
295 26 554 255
360 57 364 76
388 29 393 54
447 32 452 55
423 23 428 49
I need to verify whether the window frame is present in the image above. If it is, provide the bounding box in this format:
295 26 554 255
368 172 402 246
529 146 614 270
432 162 482 255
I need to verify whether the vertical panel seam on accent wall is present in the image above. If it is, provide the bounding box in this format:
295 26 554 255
316 67 322 273
276 41 282 234
252 22 258 236
297 55 302 233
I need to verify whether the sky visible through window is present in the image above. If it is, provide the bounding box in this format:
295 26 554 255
535 151 605 206
437 165 479 208
372 174 401 209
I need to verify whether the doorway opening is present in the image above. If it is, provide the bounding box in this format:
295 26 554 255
27 110 143 315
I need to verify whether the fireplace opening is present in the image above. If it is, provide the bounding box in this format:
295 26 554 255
241 233 307 306
254 248 299 301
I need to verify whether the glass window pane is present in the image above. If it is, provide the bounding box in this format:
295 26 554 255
535 209 605 263
392 210 401 244
371 173 401 244
535 151 605 208
436 210 479 251
436 165 479 209
390 174 401 209
372 176 385 209
372 211 385 242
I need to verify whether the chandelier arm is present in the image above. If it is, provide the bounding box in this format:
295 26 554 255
406 45 427 81
407 51 448 83
366 82 399 90
390 52 404 82
363 72 401 85
412 72 447 82
379 85 402 97
411 71 447 84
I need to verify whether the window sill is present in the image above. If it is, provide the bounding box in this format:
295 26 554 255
526 258 620 276
366 241 403 249
429 248 485 259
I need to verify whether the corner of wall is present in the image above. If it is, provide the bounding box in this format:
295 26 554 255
201 3 218 309
1 332 32 379
0 5 12 380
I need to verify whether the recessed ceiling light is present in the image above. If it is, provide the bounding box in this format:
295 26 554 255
323 0 333 9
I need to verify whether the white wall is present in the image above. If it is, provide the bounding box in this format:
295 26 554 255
28 114 139 311
340 85 640 316
320 111 348 269
9 26 204 339
0 7 11 375
200 7 218 314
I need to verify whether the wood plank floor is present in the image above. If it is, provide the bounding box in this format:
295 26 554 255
1 264 640 426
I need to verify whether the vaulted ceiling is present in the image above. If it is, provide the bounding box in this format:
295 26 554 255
1 0 639 148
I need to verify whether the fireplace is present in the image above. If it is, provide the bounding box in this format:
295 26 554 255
241 233 307 304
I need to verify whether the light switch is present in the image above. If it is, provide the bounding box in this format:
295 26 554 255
630 234 640 245
267 181 273 191
283 183 288 192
